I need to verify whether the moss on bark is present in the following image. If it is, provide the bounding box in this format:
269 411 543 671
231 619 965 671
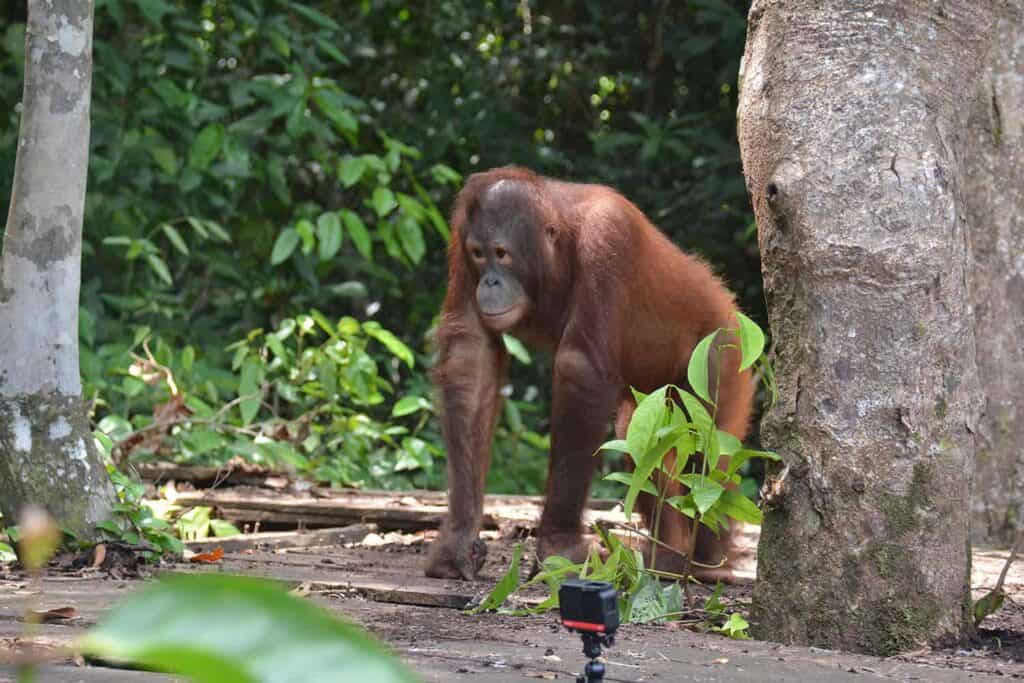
0 393 116 542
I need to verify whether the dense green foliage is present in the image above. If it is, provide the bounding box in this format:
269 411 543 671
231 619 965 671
0 1 758 494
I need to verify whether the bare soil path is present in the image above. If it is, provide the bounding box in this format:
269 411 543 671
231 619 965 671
1 487 1020 681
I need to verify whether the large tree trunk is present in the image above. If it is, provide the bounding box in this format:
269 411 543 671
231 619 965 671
964 1 1024 547
0 0 115 539
737 2 994 654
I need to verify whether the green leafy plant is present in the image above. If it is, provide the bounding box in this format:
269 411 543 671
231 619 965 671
471 530 750 637
79 573 417 683
176 505 241 542
95 466 184 559
471 313 776 639
597 311 778 584
100 312 439 489
973 530 1022 626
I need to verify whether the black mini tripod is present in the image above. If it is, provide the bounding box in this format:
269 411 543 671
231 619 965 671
575 630 615 682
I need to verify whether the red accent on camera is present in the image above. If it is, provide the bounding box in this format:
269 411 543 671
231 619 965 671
561 619 606 633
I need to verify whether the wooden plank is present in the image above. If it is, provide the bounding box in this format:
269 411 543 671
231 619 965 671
137 466 622 512
184 524 375 554
134 462 284 489
307 487 623 512
171 487 630 531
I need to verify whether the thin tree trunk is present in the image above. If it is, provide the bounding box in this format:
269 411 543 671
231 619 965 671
0 0 115 540
964 1 1024 547
737 1 994 654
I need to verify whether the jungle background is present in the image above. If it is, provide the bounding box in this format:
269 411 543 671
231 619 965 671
0 0 760 498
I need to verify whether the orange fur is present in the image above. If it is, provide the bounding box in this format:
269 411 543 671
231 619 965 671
425 166 754 580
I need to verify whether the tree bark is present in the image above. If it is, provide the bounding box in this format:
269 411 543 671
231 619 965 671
737 1 994 654
964 1 1024 547
0 0 115 540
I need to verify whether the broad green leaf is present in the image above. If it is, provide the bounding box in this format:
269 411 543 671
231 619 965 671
735 311 766 371
316 36 350 65
679 391 713 440
626 573 666 624
210 519 241 538
179 168 202 193
717 489 763 524
597 439 629 455
205 220 232 243
268 30 290 58
341 210 372 260
713 612 752 639
238 358 263 425
394 437 432 472
267 156 291 205
145 253 173 285
186 216 209 239
316 358 337 398
328 281 368 299
285 100 307 139
372 187 398 217
150 79 185 108
666 494 697 519
687 330 718 404
176 506 212 541
974 589 1006 626
687 478 724 515
335 315 359 336
662 582 685 619
396 193 425 219
629 387 648 405
362 321 414 368
391 395 430 417
468 544 522 613
150 146 178 176
623 387 669 518
338 157 366 188
526 555 581 595
395 216 425 264
726 448 781 480
316 213 344 261
270 228 300 265
79 573 416 683
160 223 189 255
296 219 315 255
290 2 340 30
135 0 176 25
716 429 742 456
625 387 668 465
504 400 523 432
426 205 451 241
181 345 195 371
265 334 286 360
188 124 225 171
705 427 721 471
1 23 25 65
0 542 16 563
312 90 358 134
603 471 657 496
502 334 531 365
430 163 462 185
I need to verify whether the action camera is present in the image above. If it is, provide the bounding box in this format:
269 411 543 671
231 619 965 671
558 579 620 634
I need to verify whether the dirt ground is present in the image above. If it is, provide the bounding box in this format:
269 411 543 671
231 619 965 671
1 486 1022 681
